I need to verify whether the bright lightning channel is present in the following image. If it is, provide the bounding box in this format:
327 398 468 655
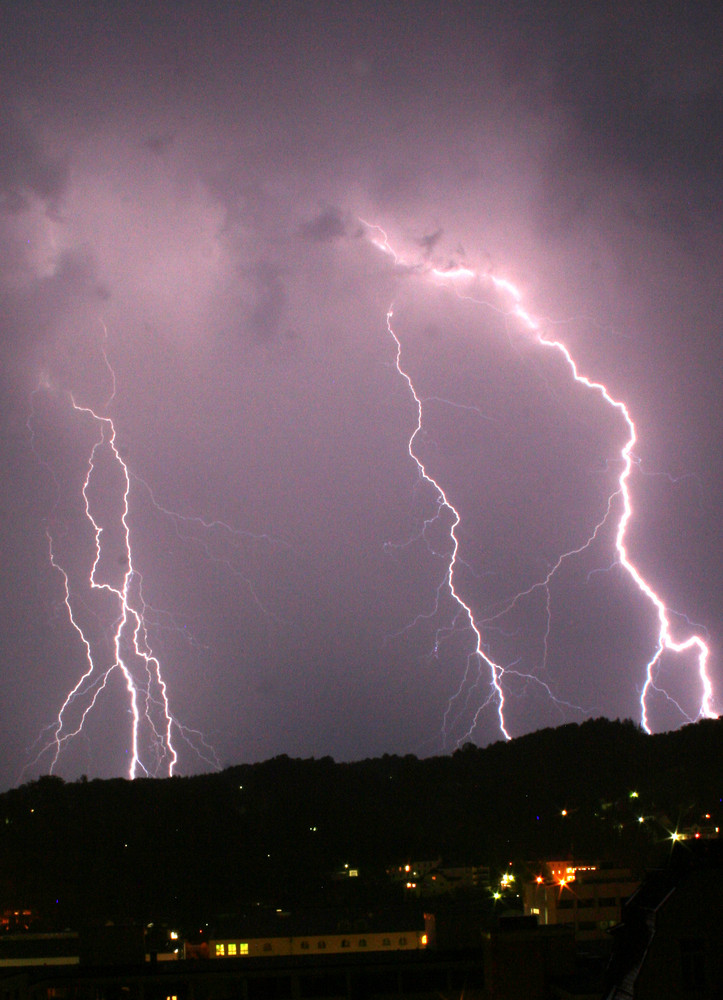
28 338 226 779
385 307 510 740
364 220 717 741
40 391 178 778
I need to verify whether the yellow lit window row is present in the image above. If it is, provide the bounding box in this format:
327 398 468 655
215 935 422 957
215 942 249 956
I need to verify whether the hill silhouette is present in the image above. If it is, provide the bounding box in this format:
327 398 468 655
0 718 720 929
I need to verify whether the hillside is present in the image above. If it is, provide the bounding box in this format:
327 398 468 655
0 718 720 928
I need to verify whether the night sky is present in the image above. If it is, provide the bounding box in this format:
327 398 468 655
1 1 721 788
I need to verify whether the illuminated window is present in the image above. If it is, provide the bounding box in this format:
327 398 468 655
215 944 225 957
228 943 237 956
240 943 249 955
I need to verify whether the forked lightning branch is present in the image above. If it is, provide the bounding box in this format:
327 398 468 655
363 220 716 742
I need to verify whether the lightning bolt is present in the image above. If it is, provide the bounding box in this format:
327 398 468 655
27 315 297 779
27 327 269 779
39 390 181 779
364 220 717 742
385 306 510 740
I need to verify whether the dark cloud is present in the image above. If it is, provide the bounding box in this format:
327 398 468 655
418 229 443 258
531 5 723 232
299 208 347 243
0 113 68 209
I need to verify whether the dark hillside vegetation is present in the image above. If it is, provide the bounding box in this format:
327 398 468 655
0 718 720 928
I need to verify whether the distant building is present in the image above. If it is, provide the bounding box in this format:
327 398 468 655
204 908 428 959
674 821 719 841
388 859 491 897
388 859 441 886
332 864 360 880
524 861 640 943
0 932 79 968
0 927 180 970
0 910 35 933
